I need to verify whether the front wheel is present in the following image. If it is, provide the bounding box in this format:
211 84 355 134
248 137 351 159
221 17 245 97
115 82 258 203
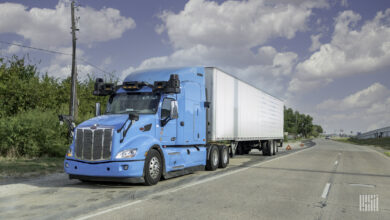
144 149 162 186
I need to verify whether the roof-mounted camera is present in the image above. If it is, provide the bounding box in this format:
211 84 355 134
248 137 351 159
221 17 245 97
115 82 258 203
93 78 115 96
153 74 180 94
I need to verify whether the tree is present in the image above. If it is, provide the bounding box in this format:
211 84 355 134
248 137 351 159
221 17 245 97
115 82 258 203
284 106 321 138
311 125 323 137
0 56 112 157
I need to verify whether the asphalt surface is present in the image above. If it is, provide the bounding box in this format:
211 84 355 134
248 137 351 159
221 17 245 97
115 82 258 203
1 139 389 220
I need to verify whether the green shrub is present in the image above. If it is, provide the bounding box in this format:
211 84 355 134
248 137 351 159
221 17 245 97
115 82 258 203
0 56 112 158
0 109 69 158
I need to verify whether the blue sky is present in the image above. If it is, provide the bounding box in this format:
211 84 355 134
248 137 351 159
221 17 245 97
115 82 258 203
1 0 390 134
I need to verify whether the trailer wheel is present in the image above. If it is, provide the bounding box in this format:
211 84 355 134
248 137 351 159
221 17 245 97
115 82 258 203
230 143 237 158
262 141 272 156
206 146 219 171
143 149 162 186
218 145 229 168
272 141 276 155
236 143 246 155
261 141 267 155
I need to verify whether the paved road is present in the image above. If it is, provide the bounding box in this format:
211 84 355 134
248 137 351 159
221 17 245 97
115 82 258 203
1 139 389 220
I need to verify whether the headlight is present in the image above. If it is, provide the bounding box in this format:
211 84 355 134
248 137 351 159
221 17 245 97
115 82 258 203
116 148 138 159
66 148 72 157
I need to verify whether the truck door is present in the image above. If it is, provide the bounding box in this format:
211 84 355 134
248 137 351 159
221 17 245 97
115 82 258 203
194 103 200 141
160 97 177 145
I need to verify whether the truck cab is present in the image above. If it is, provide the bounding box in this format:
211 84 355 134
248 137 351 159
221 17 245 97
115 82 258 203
64 67 209 185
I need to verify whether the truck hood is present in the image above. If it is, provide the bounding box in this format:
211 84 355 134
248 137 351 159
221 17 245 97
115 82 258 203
77 114 155 130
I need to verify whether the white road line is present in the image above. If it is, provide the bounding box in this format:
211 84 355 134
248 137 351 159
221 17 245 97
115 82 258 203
321 183 331 199
75 147 314 220
334 161 338 165
76 200 144 220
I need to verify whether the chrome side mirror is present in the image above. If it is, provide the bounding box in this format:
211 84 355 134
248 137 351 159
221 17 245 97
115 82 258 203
95 102 101 116
170 100 178 119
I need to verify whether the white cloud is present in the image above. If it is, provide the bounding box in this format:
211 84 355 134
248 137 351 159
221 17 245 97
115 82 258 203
272 52 298 76
315 83 390 132
0 41 27 55
309 34 322 52
39 46 96 80
0 0 135 48
157 0 327 49
287 9 390 94
121 45 298 97
317 83 390 111
295 9 390 81
42 62 96 81
0 1 135 80
287 77 332 93
122 0 326 97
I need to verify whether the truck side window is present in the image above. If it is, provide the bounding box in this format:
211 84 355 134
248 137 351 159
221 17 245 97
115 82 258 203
161 98 173 119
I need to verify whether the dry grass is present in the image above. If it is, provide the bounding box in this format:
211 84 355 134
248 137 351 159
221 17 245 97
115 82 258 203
0 157 64 177
341 137 390 149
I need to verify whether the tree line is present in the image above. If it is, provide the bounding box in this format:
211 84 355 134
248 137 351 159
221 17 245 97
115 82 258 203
284 106 323 139
0 56 109 157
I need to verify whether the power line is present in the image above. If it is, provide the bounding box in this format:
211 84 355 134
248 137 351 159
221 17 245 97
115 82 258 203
0 40 71 56
0 40 112 75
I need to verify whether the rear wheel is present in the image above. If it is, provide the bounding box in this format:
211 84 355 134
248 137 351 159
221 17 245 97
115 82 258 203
230 142 237 158
272 141 276 155
144 149 162 186
206 146 219 171
236 144 244 155
218 145 229 168
262 141 272 156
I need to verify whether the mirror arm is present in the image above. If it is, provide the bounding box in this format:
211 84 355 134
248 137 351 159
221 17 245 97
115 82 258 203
120 120 133 143
161 116 171 127
117 117 130 133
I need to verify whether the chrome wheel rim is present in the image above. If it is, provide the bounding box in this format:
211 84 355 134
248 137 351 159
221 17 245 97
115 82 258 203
213 150 218 165
223 149 228 164
149 156 160 179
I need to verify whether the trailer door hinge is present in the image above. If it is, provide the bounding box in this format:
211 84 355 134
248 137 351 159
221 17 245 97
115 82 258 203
204 101 210 108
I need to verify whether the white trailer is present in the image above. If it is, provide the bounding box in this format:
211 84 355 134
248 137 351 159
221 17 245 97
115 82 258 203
205 67 284 156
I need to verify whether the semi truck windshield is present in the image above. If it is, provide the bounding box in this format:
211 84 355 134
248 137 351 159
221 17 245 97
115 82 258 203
106 93 160 114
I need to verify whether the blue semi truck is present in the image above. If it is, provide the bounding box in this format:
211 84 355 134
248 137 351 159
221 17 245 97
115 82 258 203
64 67 284 185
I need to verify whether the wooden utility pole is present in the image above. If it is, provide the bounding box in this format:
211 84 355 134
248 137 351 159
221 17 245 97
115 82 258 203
69 0 78 121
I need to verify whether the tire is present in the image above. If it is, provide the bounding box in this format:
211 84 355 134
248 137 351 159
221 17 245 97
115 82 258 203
276 141 279 153
229 144 236 158
218 145 229 168
206 145 219 171
262 141 272 156
144 149 162 186
272 141 276 155
235 144 242 155
261 141 266 155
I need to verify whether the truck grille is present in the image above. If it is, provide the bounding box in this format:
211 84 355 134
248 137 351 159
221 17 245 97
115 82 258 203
75 128 113 161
